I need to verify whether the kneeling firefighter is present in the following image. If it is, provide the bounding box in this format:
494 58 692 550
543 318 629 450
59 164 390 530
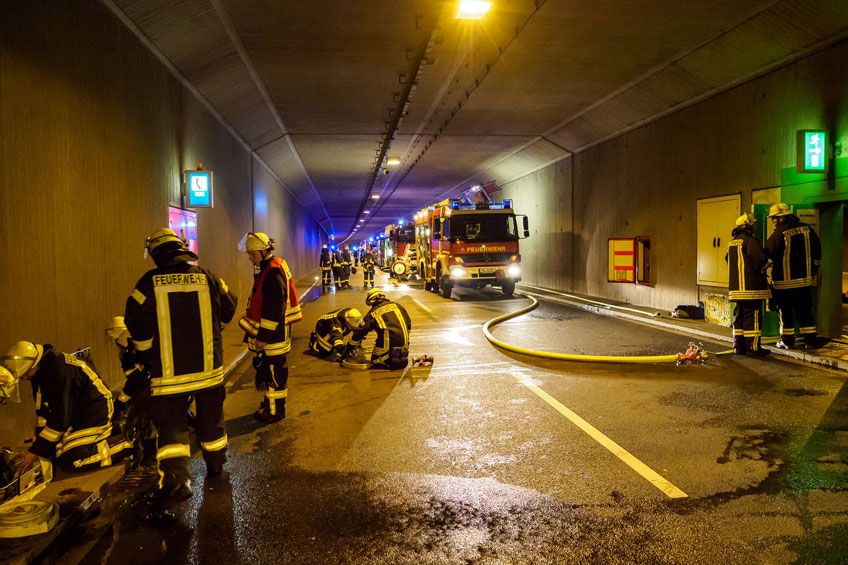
106 316 156 464
1 341 132 476
347 289 412 370
238 232 303 423
309 308 362 357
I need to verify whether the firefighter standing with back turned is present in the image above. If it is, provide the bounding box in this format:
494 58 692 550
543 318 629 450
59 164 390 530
332 246 342 290
238 232 303 423
340 244 352 289
320 244 333 292
765 203 823 350
726 214 771 356
124 228 237 522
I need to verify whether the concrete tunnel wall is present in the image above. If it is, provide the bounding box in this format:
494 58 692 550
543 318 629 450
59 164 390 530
0 4 325 446
501 37 848 317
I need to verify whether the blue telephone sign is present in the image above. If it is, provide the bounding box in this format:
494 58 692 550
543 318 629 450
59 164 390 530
186 170 213 208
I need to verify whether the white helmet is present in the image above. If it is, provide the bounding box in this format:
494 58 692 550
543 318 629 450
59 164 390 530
238 232 275 253
0 366 21 404
106 316 130 348
768 203 792 218
344 308 362 330
2 341 44 379
735 213 755 227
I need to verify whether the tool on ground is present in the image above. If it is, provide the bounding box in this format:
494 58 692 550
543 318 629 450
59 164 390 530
676 342 709 366
412 355 434 367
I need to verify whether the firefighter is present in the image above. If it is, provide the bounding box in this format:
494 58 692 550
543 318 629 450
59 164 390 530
340 244 352 289
105 316 156 464
726 214 771 356
362 246 377 288
1 341 132 477
308 308 362 357
332 246 342 290
237 232 303 423
125 228 237 520
765 203 823 350
347 289 412 370
320 244 333 290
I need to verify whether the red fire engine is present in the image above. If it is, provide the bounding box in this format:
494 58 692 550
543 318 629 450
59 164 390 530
414 198 529 298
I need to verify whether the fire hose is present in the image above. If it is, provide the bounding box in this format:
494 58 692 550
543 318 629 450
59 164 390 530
483 293 733 363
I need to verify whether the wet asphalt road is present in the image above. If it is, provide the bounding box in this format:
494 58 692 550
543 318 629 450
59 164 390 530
60 271 848 564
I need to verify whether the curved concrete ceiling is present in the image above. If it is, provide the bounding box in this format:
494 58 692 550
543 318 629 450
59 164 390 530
104 0 848 241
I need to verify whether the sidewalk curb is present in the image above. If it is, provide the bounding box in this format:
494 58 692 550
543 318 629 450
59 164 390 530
517 283 848 373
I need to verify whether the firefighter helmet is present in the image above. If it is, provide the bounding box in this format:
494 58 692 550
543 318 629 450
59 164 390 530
365 288 387 306
1 341 44 379
238 232 275 253
145 228 184 255
0 366 20 404
344 308 362 330
735 213 756 227
768 203 792 218
106 316 130 348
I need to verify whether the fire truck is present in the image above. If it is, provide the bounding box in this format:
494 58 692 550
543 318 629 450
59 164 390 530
414 198 529 297
383 223 417 281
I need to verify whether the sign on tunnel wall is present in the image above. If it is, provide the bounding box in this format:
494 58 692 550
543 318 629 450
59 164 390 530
608 238 635 283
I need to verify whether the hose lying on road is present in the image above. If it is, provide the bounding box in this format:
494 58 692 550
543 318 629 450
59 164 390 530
483 293 733 364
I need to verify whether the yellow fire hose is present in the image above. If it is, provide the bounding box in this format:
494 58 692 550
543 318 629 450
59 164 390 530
483 294 734 364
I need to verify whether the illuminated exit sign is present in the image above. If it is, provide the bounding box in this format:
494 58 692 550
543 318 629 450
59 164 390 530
185 170 213 207
796 130 827 173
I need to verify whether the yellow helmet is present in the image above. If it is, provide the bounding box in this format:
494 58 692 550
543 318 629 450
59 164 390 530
0 366 20 404
735 213 755 227
238 232 275 253
366 288 387 306
106 316 130 348
2 341 44 379
768 203 792 218
144 228 192 260
344 308 362 330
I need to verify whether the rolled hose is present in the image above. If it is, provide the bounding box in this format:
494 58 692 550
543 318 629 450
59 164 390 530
483 293 733 364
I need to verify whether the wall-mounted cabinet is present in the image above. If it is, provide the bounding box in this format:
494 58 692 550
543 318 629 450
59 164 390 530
697 195 740 287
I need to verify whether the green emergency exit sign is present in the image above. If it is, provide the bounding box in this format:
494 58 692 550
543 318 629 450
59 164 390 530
796 130 827 173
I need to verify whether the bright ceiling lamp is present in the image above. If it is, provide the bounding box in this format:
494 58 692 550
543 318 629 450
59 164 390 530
456 0 491 19
372 194 380 200
364 210 370 214
386 158 401 166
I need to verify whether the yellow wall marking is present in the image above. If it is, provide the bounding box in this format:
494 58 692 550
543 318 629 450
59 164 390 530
512 373 687 499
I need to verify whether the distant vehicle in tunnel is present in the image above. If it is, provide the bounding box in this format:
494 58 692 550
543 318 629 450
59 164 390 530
415 199 529 298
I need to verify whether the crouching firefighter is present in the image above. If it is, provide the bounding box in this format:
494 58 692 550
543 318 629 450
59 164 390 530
309 308 362 358
347 289 412 370
106 316 156 465
238 232 303 423
1 341 133 477
126 228 237 520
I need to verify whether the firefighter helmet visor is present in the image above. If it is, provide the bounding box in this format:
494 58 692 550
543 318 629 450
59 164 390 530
1 341 44 379
0 366 20 405
344 309 362 330
238 232 275 253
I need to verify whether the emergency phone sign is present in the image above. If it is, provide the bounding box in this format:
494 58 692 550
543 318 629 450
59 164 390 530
796 130 827 173
185 170 213 208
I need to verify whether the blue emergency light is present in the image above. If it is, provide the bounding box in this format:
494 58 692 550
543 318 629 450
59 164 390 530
369 237 374 242
330 245 336 250
352 245 358 251
398 219 405 226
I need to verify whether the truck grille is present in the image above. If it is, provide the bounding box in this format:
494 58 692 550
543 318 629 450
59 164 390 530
456 252 512 265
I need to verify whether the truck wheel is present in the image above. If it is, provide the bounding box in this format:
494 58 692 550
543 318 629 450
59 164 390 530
501 280 515 297
439 275 453 298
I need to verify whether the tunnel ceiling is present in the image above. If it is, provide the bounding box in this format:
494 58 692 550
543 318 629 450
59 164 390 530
106 0 848 241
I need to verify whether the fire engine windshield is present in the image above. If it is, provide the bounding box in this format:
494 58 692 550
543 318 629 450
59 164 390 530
449 214 518 243
394 226 416 243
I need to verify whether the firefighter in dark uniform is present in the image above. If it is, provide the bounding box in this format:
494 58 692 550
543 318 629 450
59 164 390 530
332 246 342 290
765 203 823 349
340 244 352 288
238 232 303 423
347 289 412 370
362 246 377 288
309 308 362 357
1 341 132 477
726 214 771 356
320 244 333 290
106 316 156 464
125 228 237 519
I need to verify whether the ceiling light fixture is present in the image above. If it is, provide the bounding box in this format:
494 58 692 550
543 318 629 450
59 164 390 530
456 0 491 19
372 194 380 200
386 158 400 166
364 210 370 214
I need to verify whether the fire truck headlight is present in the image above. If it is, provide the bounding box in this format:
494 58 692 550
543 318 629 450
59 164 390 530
507 264 521 277
450 267 466 278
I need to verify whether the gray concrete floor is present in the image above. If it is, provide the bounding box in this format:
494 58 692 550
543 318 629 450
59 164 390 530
53 269 848 564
